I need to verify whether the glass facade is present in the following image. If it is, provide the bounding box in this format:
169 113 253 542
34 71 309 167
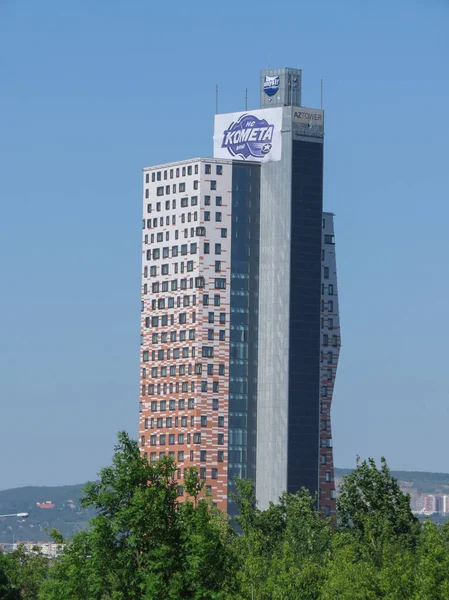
287 140 324 498
228 162 261 517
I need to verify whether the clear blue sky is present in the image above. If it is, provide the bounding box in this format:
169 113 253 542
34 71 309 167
0 0 448 490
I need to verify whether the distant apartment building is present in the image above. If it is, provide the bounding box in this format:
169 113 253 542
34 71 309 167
420 494 449 514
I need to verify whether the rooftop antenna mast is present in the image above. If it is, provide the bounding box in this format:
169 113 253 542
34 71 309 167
320 79 323 109
245 88 248 110
216 84 219 114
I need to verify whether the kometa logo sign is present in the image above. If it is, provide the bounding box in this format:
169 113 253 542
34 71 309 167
221 114 274 160
263 75 280 97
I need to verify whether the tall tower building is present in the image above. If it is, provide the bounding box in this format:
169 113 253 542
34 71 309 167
139 67 340 516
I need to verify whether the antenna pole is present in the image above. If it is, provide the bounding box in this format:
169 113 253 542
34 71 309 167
216 84 219 114
320 79 323 109
245 88 248 110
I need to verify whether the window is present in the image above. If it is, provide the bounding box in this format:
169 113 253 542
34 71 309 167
150 434 156 446
181 197 188 208
188 398 194 409
179 182 186 192
210 181 216 190
190 242 197 254
178 451 184 462
215 243 221 254
321 454 327 465
200 467 206 479
323 334 328 346
321 419 328 431
328 318 333 329
324 234 334 245
193 180 198 190
327 351 333 364
201 381 207 392
205 164 211 174
214 295 220 306
156 186 164 196
204 211 210 221
332 335 338 347
218 416 224 427
203 294 209 305
201 416 207 427
194 433 201 444
215 212 222 222
179 313 187 324
213 381 219 393
216 165 222 175
211 468 218 479
322 386 328 397
218 451 224 462
196 226 206 236
218 434 224 445
328 300 334 311
204 195 210 205
200 450 206 461
215 260 221 272
215 278 226 289
208 312 214 323
142 351 149 362
324 266 329 279
213 398 219 410
328 284 334 295
219 313 226 325
221 228 227 238
202 346 214 358
204 242 210 254
178 434 184 444
325 471 331 482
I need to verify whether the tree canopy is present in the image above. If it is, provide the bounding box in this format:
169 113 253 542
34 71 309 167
2 434 449 599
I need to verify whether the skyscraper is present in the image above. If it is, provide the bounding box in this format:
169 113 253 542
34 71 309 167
139 67 340 516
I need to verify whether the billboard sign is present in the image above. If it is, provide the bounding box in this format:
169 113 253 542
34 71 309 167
292 107 324 127
263 75 280 97
213 108 282 163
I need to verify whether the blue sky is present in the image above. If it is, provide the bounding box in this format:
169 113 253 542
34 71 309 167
0 0 448 490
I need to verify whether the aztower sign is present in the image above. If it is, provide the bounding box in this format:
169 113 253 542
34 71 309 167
292 107 324 126
213 108 282 163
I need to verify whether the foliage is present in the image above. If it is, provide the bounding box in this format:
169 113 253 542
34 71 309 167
3 435 449 599
39 431 233 600
0 546 48 600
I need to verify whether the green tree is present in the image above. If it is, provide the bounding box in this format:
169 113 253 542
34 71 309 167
2 546 48 600
40 431 234 600
0 551 20 600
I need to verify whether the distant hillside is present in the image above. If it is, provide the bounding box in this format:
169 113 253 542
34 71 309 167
2 468 449 543
335 468 449 494
0 484 96 543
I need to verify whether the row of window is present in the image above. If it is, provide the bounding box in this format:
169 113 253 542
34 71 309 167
146 195 223 212
142 277 226 295
142 432 225 447
156 180 219 196
144 414 225 429
141 397 220 411
143 363 225 377
143 375 222 392
145 294 221 312
144 261 224 279
145 163 223 184
142 346 216 362
143 211 225 230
